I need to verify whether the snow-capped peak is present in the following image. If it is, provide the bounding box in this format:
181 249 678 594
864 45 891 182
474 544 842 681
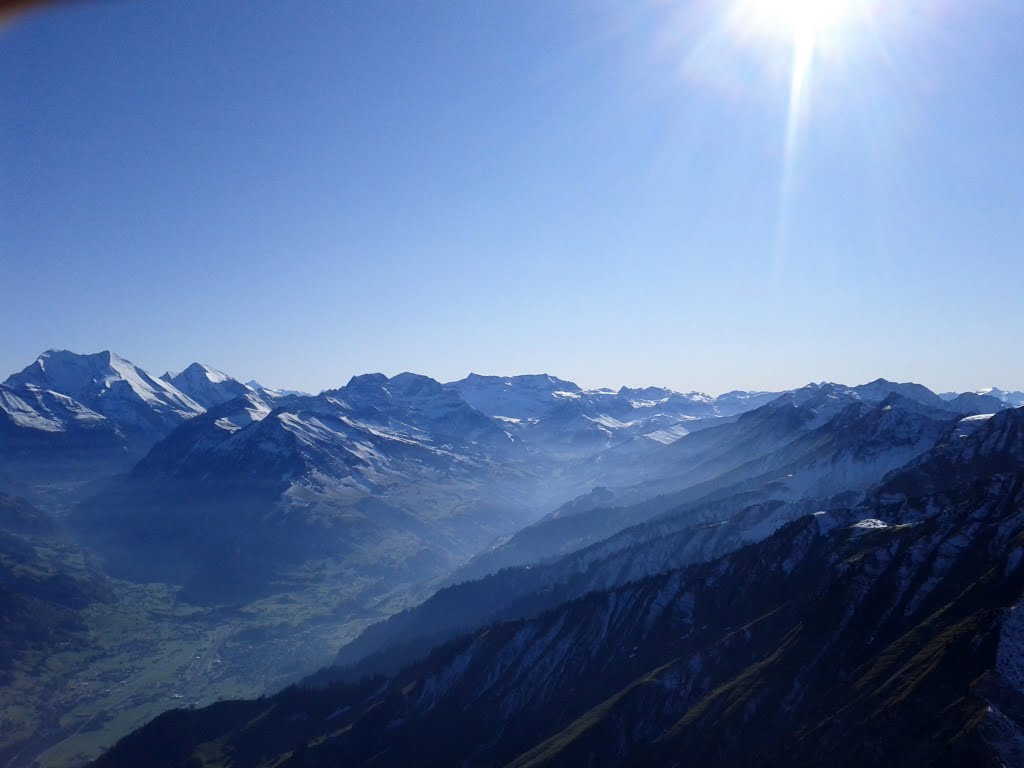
10 350 198 407
4 349 203 434
975 387 1024 408
162 362 252 409
245 379 311 399
176 362 233 385
445 373 585 420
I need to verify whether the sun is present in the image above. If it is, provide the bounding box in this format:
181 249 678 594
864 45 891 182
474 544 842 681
732 0 863 145
745 0 858 46
720 0 867 274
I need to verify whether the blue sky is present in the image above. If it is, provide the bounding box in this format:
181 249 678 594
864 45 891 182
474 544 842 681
2 0 1022 395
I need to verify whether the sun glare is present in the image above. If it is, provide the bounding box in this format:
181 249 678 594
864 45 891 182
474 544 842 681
747 0 857 45
722 0 867 279
672 0 880 275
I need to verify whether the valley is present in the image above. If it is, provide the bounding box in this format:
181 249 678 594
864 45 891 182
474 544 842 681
2 563 413 768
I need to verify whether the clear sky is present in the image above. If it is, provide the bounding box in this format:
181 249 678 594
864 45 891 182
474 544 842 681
2 0 1022 395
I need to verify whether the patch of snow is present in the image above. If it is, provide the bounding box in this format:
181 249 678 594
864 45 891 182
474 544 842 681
552 390 581 400
642 424 691 444
960 413 996 423
851 519 889 530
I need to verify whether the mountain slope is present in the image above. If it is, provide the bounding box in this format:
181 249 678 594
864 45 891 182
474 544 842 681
0 494 110 681
0 494 112 764
0 384 124 460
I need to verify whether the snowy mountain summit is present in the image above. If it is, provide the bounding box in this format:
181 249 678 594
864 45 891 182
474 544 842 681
976 386 1024 408
161 362 253 409
5 349 203 435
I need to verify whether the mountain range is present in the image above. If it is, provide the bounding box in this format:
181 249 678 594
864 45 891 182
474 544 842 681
93 398 1024 768
1 350 798 601
2 349 1017 612
2 348 1022 767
